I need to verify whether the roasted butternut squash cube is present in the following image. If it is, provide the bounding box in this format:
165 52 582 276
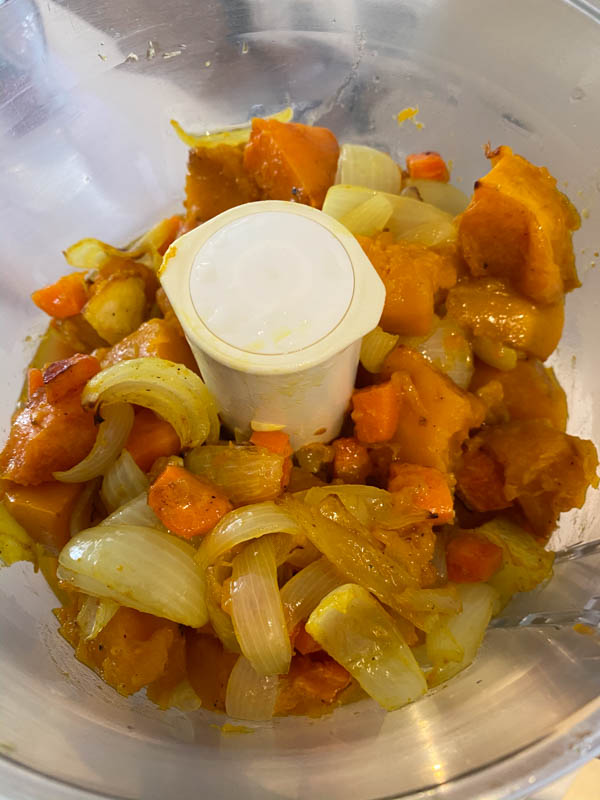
459 146 580 305
470 358 567 430
380 346 485 471
358 233 457 336
446 278 563 361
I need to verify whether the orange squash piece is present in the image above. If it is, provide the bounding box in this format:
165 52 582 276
3 480 84 551
0 355 100 485
99 317 198 372
276 654 351 714
458 145 580 305
56 604 181 697
331 437 371 483
470 358 567 430
456 447 511 512
387 462 454 524
351 381 401 444
243 118 339 208
380 347 485 471
463 420 598 536
186 631 237 712
357 233 457 336
125 408 181 473
183 144 260 230
446 278 564 361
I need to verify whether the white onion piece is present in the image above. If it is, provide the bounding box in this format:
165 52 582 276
398 219 457 248
280 556 344 631
101 450 149 513
335 144 402 193
82 357 219 450
171 106 293 149
196 501 301 571
225 656 279 721
231 534 291 676
306 583 427 711
472 335 518 371
76 595 119 640
206 566 241 654
58 525 208 627
340 194 394 236
54 403 134 483
427 583 498 686
323 185 453 240
185 444 284 505
404 178 470 216
101 492 165 530
360 326 399 374
399 316 474 390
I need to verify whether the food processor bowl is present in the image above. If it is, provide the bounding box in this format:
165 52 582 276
1 1 599 798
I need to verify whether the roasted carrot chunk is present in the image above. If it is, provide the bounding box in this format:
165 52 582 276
446 532 503 582
388 462 454 524
31 272 88 319
125 409 181 473
331 437 371 483
3 480 84 551
406 151 450 182
148 464 232 538
0 355 100 485
244 118 339 208
351 381 400 444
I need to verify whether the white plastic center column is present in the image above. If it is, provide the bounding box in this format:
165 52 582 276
159 201 385 449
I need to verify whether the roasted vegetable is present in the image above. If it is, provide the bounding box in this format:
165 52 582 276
459 145 580 305
244 118 339 208
357 233 457 336
380 347 485 471
446 278 564 361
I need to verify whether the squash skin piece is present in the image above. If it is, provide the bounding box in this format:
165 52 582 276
243 118 339 208
470 358 567 430
183 144 260 230
458 146 580 305
459 420 599 537
380 347 485 471
446 278 563 360
358 234 457 336
99 317 198 372
3 480 83 552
